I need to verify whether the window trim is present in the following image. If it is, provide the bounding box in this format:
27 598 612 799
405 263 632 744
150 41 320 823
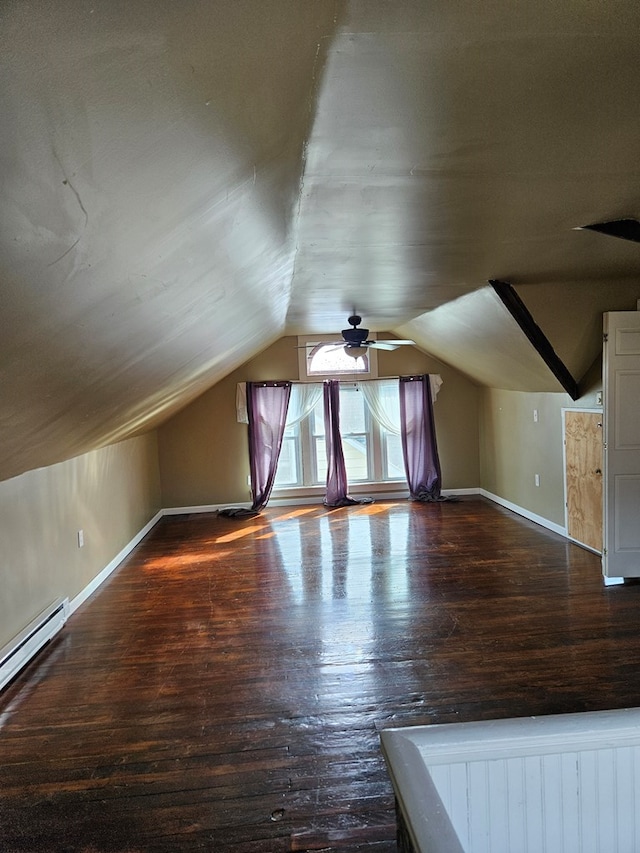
273 379 405 492
297 335 379 382
309 383 372 484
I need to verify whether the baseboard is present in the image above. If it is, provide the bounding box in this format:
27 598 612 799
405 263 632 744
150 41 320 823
1 510 164 693
163 502 253 515
164 488 479 513
479 489 567 537
68 509 164 615
0 475 617 701
270 491 411 506
68 488 564 632
68 492 477 634
11 487 573 691
70 489 563 625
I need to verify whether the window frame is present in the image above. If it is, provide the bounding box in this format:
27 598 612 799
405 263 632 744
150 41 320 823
273 379 406 493
297 335 379 382
310 383 372 484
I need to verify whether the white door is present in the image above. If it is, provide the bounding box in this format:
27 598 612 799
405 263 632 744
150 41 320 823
603 311 640 578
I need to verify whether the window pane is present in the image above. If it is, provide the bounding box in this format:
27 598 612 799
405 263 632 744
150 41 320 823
384 432 405 479
310 387 366 434
314 436 327 483
339 387 366 432
311 398 325 436
307 344 369 375
314 434 369 483
343 435 369 481
378 381 401 427
272 382 405 491
274 437 299 486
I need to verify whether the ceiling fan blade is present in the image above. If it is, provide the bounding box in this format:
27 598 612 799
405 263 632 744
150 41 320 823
369 341 399 351
372 339 415 347
295 341 343 348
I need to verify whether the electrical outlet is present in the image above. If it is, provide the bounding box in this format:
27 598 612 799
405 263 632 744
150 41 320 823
77 529 84 548
533 409 539 423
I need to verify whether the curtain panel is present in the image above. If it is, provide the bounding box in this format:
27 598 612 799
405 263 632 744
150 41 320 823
240 375 446 509
246 381 292 512
323 380 352 507
358 374 442 434
359 378 401 435
285 382 323 428
399 375 444 502
323 380 374 508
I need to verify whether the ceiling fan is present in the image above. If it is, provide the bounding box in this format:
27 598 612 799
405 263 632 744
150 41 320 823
312 315 415 358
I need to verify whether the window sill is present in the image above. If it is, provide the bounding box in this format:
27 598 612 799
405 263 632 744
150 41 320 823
272 481 409 502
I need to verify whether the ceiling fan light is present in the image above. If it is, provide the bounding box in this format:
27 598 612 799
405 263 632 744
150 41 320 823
344 345 367 359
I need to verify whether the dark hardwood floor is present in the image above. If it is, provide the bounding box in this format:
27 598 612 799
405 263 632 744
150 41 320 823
3 497 640 852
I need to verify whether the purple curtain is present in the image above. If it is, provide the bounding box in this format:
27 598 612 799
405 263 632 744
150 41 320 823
323 380 352 507
323 380 372 508
246 381 291 512
399 375 445 502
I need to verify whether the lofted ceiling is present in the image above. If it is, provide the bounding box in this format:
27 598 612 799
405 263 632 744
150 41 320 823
2 0 640 482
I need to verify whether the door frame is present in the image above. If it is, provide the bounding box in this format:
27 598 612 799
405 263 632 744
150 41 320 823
562 407 603 554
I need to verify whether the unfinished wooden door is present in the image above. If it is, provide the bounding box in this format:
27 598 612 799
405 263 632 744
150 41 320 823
565 410 603 553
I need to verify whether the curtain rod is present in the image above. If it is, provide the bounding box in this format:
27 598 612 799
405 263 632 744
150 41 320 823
251 375 431 386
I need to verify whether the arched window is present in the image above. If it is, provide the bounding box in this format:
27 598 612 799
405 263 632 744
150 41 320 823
297 337 378 381
306 343 370 376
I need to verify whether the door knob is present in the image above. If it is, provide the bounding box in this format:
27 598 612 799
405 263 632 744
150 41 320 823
595 468 602 475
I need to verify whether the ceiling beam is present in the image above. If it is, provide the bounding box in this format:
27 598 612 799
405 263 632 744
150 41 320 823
578 218 640 243
489 280 579 400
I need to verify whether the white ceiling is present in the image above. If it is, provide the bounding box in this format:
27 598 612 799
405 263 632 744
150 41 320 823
2 0 640 481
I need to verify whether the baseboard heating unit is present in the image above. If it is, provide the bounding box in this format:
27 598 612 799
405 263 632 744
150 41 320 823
0 598 69 692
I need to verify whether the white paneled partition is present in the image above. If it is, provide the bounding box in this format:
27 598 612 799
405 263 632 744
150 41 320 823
381 708 640 853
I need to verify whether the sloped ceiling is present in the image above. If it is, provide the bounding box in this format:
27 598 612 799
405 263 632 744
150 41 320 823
2 0 640 481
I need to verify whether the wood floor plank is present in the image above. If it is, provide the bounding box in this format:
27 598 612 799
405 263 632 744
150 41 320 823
2 497 640 851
